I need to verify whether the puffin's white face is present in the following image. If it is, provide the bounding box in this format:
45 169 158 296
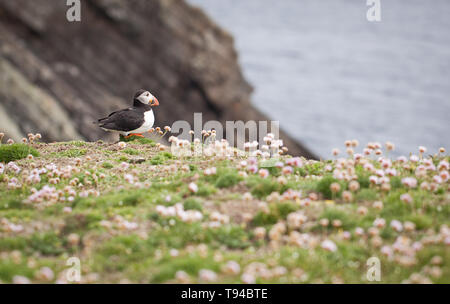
137 91 159 106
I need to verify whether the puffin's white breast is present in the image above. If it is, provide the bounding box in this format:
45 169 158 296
128 110 154 134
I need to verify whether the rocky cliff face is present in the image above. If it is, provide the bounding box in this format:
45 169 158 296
0 0 316 158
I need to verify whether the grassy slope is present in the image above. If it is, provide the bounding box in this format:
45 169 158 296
0 139 448 283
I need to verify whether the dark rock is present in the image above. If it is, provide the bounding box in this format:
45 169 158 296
0 0 316 158
129 158 146 164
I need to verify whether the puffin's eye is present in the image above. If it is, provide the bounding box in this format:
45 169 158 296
146 93 149 96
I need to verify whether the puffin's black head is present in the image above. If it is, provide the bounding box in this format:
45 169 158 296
134 89 147 99
133 89 159 106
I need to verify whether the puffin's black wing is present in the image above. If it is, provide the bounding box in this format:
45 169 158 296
97 108 144 132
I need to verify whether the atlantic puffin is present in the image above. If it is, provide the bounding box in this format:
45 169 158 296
97 89 159 138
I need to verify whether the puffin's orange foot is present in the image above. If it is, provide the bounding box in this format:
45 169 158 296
125 133 144 139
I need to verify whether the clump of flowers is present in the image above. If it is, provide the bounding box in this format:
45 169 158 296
204 211 230 228
155 203 203 223
321 239 338 252
198 269 217 282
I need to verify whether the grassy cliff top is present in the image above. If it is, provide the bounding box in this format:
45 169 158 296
0 138 449 283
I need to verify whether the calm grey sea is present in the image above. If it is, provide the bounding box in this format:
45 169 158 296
188 0 450 158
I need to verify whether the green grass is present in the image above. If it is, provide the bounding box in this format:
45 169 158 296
316 175 345 199
150 152 174 165
0 140 448 283
123 148 140 155
54 148 87 158
246 176 293 198
102 162 114 169
0 143 39 162
119 135 156 145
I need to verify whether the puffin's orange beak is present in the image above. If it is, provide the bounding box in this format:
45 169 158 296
151 98 159 106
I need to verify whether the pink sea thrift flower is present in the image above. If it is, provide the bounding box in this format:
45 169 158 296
259 169 269 178
381 159 392 169
274 161 284 169
410 155 419 162
247 165 258 174
381 246 393 258
400 193 413 204
119 162 129 171
386 168 397 176
390 220 403 232
282 166 293 175
241 273 256 284
355 227 364 237
375 169 385 177
433 175 443 184
188 182 198 193
286 157 302 167
321 240 337 252
440 171 449 182
438 160 449 171
373 218 386 228
369 175 379 185
198 269 217 282
124 174 134 184
247 157 257 165
402 177 417 188
397 156 407 163
364 163 374 172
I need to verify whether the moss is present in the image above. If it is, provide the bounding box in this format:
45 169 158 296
295 162 324 177
0 143 39 162
73 188 154 209
196 183 217 197
0 233 66 256
355 188 378 201
0 196 25 210
123 148 140 155
150 152 174 165
316 175 345 199
0 236 28 252
62 212 103 234
304 162 325 176
119 135 156 145
260 159 281 176
355 165 370 188
276 202 298 219
147 222 206 249
102 162 114 169
150 254 219 283
117 156 128 162
68 141 87 147
390 176 403 189
122 193 146 206
380 226 394 239
381 190 413 217
246 176 292 199
251 212 278 226
0 259 35 282
56 148 87 158
206 225 251 249
250 202 297 227
317 207 356 230
214 170 243 188
183 198 202 211
406 214 433 230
